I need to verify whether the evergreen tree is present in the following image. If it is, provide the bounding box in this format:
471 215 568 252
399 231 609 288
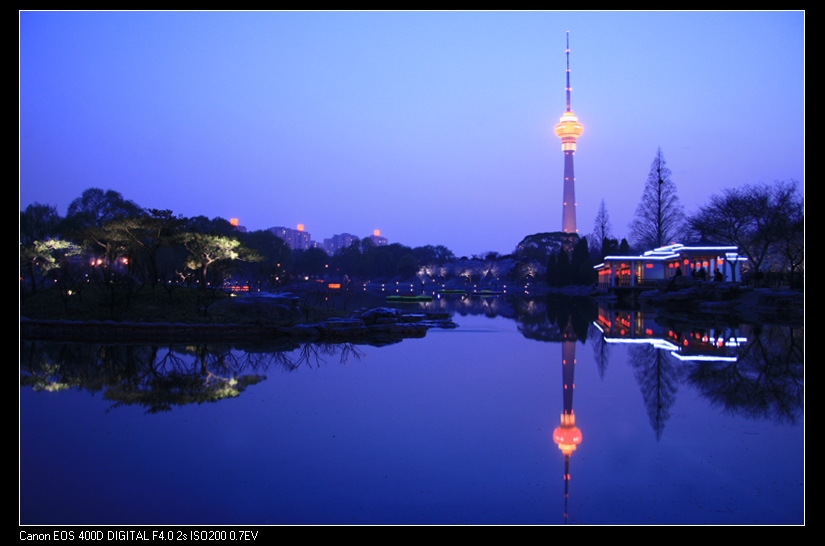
546 252 558 286
556 248 571 287
570 236 594 285
629 148 685 250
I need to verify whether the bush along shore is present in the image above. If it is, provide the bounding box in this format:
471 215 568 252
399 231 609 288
636 279 803 325
20 284 457 343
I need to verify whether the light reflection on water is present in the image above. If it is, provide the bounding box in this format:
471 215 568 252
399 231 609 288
20 298 803 525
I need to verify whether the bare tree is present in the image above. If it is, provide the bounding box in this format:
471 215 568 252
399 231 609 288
687 180 803 282
773 184 804 287
591 199 613 259
629 148 685 251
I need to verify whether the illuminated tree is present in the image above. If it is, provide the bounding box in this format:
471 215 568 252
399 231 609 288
59 189 148 311
20 239 80 296
20 203 68 296
629 148 685 251
183 233 245 287
103 209 186 287
182 233 258 315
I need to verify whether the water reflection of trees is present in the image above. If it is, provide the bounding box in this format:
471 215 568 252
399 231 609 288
627 345 681 440
20 340 365 413
425 293 516 319
588 323 611 379
514 296 596 343
620 320 803 436
587 302 804 435
279 342 365 372
682 324 803 424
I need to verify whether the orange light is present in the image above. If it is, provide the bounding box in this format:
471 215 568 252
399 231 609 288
645 263 653 269
373 229 380 237
297 224 304 231
230 218 239 226
328 283 341 289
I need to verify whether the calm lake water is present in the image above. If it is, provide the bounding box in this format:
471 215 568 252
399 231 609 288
20 296 804 525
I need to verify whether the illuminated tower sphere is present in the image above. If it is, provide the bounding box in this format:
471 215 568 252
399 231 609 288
553 339 582 457
554 31 583 234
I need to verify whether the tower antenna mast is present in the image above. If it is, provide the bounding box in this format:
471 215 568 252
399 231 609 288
554 30 584 234
565 30 571 112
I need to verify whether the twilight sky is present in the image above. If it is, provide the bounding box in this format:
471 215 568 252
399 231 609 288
20 11 804 257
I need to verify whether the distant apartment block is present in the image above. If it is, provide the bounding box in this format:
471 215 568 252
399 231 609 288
368 229 388 247
323 232 359 255
269 224 312 250
268 226 386 252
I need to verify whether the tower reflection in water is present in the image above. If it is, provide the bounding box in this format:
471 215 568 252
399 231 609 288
552 318 582 524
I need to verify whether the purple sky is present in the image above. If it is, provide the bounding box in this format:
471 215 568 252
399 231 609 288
20 11 804 257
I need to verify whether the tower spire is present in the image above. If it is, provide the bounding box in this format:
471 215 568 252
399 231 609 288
565 30 571 112
554 31 583 234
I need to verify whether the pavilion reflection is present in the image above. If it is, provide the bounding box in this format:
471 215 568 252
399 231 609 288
593 305 748 362
591 303 803 430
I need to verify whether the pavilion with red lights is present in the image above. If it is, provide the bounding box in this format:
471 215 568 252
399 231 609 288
594 242 747 290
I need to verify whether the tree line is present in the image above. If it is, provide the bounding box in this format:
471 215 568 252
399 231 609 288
585 148 802 288
21 155 804 312
20 188 469 310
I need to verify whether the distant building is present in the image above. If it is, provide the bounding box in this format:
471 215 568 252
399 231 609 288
368 229 388 247
269 224 312 250
323 233 359 255
229 218 247 233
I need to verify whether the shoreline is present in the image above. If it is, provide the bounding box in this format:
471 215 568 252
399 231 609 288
20 308 457 344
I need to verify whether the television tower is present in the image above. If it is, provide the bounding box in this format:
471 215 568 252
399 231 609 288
554 31 583 234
